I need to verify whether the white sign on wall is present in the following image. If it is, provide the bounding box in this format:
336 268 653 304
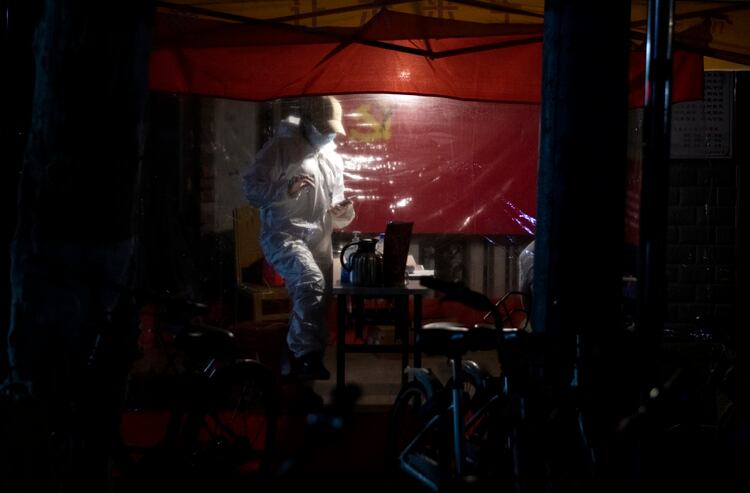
670 71 734 159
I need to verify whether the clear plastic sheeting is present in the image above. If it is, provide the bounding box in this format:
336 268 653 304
334 94 538 236
235 93 537 299
342 232 535 301
139 93 537 305
326 94 538 297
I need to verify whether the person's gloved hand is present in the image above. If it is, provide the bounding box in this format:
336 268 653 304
288 174 315 197
328 199 352 217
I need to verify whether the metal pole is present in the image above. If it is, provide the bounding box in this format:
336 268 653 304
636 0 675 486
637 0 674 391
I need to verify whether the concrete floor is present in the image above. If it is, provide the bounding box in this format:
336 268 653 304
130 319 501 410
313 341 501 407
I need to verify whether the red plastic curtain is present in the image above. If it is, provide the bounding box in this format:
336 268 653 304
148 10 704 235
337 95 538 235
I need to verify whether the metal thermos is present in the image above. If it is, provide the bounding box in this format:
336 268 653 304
339 238 383 287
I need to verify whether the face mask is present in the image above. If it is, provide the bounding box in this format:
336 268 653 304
303 121 336 149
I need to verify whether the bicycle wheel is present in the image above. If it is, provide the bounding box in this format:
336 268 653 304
470 393 523 492
445 360 496 415
444 361 500 460
448 369 525 492
386 380 451 491
183 358 280 480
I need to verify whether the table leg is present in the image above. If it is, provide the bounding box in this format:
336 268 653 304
353 295 364 341
414 294 422 368
397 295 409 385
336 293 346 391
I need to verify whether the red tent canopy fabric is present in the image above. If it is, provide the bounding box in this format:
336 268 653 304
150 10 703 105
148 8 705 236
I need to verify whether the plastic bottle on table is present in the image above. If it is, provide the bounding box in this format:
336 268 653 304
375 232 385 256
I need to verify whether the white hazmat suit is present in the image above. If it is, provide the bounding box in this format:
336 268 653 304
243 116 354 362
519 239 535 296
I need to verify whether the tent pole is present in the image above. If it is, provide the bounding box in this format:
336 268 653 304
536 0 632 488
635 0 675 484
637 0 674 397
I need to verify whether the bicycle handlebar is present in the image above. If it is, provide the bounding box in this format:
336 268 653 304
420 276 503 326
420 277 532 333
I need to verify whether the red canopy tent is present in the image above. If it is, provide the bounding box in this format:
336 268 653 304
148 2 719 235
150 8 704 106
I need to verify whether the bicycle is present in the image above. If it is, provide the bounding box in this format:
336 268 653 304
117 294 282 491
385 277 593 493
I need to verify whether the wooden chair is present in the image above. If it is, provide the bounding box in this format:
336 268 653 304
233 206 290 322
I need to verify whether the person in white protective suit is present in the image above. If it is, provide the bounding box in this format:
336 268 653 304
243 96 355 380
518 239 535 296
518 239 535 331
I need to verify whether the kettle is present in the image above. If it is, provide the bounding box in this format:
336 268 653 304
340 237 383 287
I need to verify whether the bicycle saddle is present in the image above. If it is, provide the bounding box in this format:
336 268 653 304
420 322 502 355
174 322 236 361
420 277 496 313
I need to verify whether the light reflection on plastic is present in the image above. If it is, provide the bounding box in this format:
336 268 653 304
346 154 380 165
503 198 536 235
334 94 538 235
511 216 535 235
389 196 412 213
388 94 423 103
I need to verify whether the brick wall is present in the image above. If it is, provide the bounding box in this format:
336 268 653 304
667 159 738 333
665 71 748 335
